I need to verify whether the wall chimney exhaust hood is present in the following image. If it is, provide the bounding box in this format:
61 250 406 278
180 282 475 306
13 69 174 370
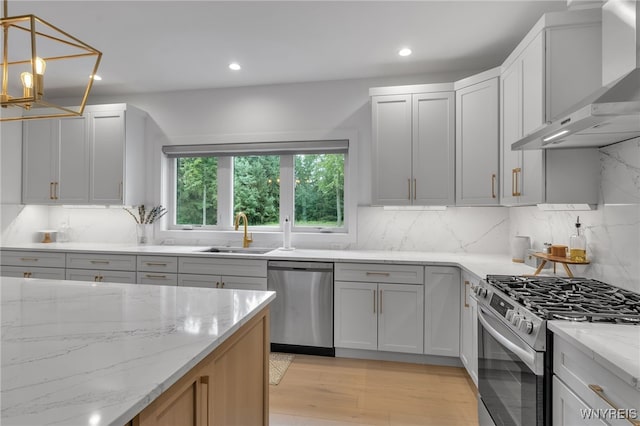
513 0 640 150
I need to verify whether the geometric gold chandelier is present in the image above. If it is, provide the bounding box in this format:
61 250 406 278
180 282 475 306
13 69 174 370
1 0 101 121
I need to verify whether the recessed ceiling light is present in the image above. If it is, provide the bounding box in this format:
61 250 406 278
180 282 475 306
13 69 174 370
91 74 102 81
229 62 241 71
398 48 412 57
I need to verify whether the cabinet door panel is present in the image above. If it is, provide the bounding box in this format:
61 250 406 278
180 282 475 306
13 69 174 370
90 111 125 203
22 120 55 203
521 31 545 137
371 95 412 205
57 117 89 203
553 377 607 426
334 281 377 350
378 283 424 354
456 78 500 206
500 61 522 205
424 267 460 357
520 150 545 205
412 93 455 205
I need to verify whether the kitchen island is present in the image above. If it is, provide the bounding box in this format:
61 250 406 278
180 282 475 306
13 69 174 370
0 276 275 425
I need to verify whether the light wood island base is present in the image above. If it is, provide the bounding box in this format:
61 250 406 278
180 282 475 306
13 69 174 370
133 308 270 426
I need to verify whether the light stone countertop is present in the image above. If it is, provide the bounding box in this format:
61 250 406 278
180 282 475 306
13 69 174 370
0 243 539 280
0 276 275 426
548 321 640 391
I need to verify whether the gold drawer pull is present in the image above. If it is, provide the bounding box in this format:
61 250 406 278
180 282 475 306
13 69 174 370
145 274 168 279
90 260 110 264
145 262 168 266
514 167 521 197
221 282 225 288
20 257 38 262
366 272 390 277
464 280 470 308
491 174 496 199
588 384 640 426
23 272 32 278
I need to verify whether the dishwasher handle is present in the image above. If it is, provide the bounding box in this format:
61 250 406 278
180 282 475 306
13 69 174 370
268 260 333 272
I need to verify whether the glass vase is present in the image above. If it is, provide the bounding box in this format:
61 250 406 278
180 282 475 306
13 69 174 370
136 224 153 245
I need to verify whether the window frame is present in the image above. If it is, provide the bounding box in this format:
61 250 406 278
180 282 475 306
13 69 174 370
159 130 358 247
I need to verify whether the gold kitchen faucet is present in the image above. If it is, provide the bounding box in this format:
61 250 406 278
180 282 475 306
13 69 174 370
234 212 253 248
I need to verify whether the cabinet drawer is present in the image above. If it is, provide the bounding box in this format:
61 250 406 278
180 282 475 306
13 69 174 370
66 253 136 271
554 336 640 419
1 265 66 280
137 272 178 286
137 256 178 273
66 268 136 284
222 276 267 291
335 263 423 284
1 250 66 268
178 274 219 289
178 257 267 277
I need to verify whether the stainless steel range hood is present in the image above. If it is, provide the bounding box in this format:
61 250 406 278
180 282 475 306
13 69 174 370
513 0 640 150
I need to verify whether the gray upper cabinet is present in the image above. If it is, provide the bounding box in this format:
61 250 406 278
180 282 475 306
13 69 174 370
22 116 89 204
455 69 500 206
370 83 455 206
500 8 602 206
22 104 146 205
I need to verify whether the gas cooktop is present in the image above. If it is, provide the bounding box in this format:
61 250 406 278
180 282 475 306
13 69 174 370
486 275 640 324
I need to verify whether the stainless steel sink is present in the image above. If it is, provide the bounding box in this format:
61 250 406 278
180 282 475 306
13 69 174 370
197 247 273 254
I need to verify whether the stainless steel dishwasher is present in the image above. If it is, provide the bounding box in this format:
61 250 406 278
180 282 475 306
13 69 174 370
267 260 334 356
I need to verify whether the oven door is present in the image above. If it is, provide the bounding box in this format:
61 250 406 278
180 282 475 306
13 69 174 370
477 306 545 426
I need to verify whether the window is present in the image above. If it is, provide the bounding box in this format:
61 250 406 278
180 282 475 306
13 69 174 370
233 156 280 226
176 157 217 225
294 154 344 228
163 139 350 233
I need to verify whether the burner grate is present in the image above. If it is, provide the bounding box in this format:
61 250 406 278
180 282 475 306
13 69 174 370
486 275 640 323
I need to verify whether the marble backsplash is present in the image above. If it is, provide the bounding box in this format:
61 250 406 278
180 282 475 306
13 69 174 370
510 205 640 293
354 206 509 254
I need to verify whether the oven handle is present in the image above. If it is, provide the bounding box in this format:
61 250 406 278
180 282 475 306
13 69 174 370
478 306 542 375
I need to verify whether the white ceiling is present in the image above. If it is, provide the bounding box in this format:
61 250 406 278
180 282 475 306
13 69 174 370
8 1 569 97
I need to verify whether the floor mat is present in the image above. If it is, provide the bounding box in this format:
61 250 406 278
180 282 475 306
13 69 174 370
269 352 295 385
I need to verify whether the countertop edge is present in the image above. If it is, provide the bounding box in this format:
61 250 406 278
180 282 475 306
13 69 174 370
548 321 640 392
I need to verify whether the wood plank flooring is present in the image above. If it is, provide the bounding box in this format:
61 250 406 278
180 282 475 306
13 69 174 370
270 355 479 425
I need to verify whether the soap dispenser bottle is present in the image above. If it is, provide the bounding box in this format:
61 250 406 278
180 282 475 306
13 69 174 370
569 216 587 262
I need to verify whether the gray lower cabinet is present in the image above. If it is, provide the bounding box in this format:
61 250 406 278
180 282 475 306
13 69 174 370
137 256 178 286
0 250 66 279
334 263 425 354
177 257 267 290
423 266 460 357
65 252 137 284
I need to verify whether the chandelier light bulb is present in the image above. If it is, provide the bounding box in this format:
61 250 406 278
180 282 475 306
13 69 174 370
34 57 46 75
20 72 33 89
229 62 241 71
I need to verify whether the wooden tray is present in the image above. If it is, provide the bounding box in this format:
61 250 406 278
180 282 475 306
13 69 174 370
530 252 589 277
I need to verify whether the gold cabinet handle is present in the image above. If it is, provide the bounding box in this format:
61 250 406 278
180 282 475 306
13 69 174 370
221 282 225 288
379 289 383 314
491 174 496 199
90 260 110 264
20 257 38 262
94 275 100 282
366 272 390 277
588 384 640 425
407 178 411 200
514 167 521 196
54 182 59 200
144 262 168 266
49 182 54 200
23 272 32 278
373 289 376 314
511 169 516 196
145 274 167 279
215 282 220 288
464 280 470 308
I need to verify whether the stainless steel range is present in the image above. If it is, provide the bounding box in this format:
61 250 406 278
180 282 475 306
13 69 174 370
475 275 640 426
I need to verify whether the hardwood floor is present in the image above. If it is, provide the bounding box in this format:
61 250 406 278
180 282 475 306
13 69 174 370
270 355 479 425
